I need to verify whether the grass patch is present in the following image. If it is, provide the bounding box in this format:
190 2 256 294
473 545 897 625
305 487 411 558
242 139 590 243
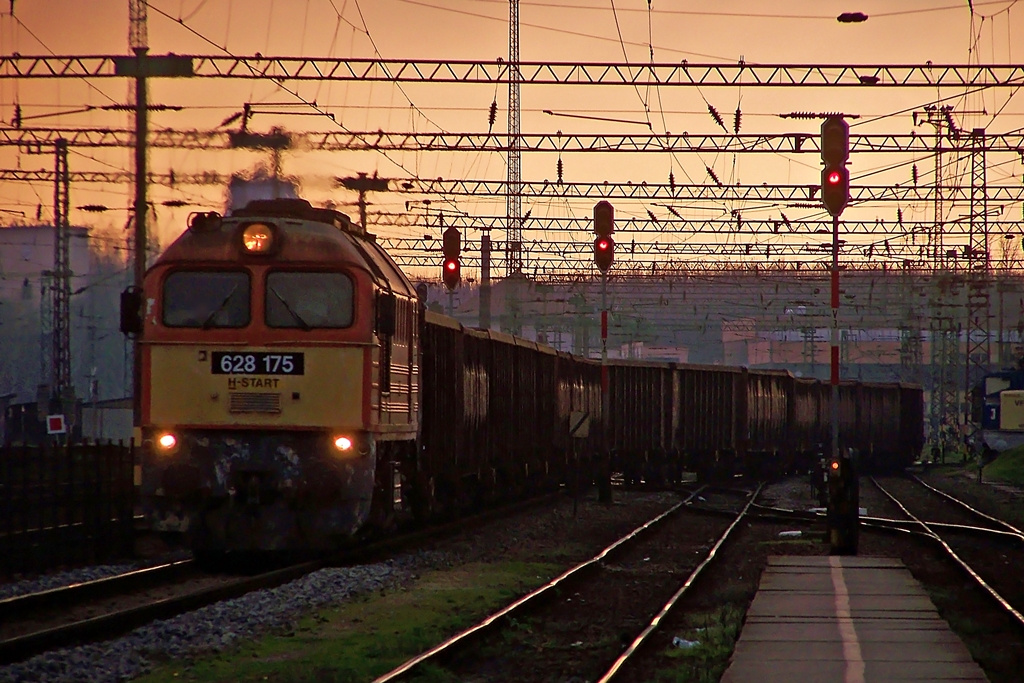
134 561 560 683
983 447 1024 486
651 605 747 683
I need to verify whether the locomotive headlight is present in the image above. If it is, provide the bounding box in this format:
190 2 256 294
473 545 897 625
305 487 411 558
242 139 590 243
157 432 178 452
241 223 275 253
333 435 354 452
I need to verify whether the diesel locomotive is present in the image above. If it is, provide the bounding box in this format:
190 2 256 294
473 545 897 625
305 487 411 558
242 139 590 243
121 196 923 556
122 198 422 554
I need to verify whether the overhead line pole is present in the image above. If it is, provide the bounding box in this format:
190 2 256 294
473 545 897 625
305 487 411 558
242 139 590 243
131 45 148 427
52 138 72 419
506 0 523 277
110 31 192 425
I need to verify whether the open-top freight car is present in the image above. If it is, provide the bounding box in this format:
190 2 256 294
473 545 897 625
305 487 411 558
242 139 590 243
418 311 602 516
604 359 921 483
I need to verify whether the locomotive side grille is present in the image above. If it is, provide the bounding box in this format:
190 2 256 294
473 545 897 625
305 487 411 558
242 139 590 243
229 392 282 414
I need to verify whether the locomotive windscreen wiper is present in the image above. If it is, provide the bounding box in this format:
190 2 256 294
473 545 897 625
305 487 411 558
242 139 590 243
201 284 239 329
268 285 310 330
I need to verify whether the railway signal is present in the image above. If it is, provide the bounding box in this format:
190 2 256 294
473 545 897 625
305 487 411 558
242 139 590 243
442 225 461 290
827 450 859 555
820 116 850 217
593 200 615 272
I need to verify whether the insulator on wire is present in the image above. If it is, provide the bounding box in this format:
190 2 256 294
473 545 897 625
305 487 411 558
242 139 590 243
897 208 903 225
733 209 742 230
556 157 563 184
668 170 675 191
733 108 742 134
647 209 659 224
488 100 497 130
943 107 957 132
706 166 722 187
13 103 21 128
708 104 726 132
911 164 918 186
781 212 791 229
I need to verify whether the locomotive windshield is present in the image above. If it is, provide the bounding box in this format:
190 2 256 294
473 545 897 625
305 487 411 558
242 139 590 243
162 271 250 328
265 271 354 329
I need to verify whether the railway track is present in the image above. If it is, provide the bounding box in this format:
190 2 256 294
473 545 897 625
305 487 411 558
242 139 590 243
0 557 325 666
0 491 568 667
371 485 759 682
870 475 1024 629
15 476 1020 680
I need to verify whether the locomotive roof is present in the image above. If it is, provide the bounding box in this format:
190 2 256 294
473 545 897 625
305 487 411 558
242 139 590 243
153 198 417 298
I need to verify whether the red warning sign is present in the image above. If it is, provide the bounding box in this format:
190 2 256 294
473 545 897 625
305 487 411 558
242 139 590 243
46 414 67 435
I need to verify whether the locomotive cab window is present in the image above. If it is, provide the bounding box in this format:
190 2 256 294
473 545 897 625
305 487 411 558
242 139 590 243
265 271 354 329
163 271 250 328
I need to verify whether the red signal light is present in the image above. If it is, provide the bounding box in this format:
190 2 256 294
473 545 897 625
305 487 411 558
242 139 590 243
594 236 614 272
821 165 850 216
442 257 460 290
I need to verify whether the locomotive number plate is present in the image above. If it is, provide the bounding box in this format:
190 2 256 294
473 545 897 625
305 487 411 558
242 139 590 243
212 352 305 375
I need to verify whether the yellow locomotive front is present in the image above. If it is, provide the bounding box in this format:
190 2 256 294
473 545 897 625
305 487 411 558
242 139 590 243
125 198 419 556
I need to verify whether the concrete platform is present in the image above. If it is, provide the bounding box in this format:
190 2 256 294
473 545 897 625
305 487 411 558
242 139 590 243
721 556 988 682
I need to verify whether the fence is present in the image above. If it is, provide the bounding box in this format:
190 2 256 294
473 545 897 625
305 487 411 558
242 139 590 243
0 441 135 578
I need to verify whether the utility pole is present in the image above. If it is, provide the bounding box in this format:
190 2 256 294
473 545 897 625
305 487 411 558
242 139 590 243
114 2 193 424
506 0 522 276
480 229 492 329
965 127 992 474
230 126 292 196
898 266 923 385
922 106 960 458
130 46 148 426
339 172 388 229
52 139 73 415
129 0 148 428
965 128 991 410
